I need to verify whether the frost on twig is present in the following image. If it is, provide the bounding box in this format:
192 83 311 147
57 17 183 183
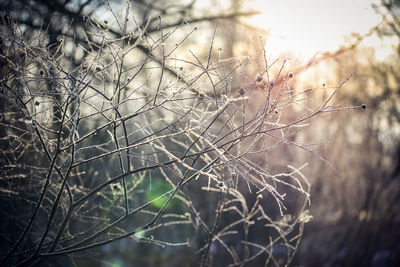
0 5 355 266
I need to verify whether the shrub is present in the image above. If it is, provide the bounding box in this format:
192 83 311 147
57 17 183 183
0 3 358 266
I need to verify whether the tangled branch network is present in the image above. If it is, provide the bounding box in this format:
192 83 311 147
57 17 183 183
0 5 359 266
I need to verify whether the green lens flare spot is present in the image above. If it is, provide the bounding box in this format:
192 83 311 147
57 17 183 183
134 229 145 239
146 179 173 208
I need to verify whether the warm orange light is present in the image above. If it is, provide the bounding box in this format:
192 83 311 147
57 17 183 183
244 0 388 60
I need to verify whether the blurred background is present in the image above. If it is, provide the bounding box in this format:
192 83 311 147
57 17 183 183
1 0 399 266
244 0 400 266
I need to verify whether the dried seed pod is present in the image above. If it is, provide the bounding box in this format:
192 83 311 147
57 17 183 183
269 81 274 88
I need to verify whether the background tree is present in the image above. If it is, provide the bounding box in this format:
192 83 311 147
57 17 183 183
291 1 400 266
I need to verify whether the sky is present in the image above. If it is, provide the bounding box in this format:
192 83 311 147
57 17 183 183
245 0 396 60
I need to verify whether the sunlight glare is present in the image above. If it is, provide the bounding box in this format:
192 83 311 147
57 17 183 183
245 0 385 59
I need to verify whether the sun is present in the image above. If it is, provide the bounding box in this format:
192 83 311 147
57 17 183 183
244 0 384 60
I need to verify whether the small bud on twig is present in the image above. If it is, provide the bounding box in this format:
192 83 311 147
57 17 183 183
269 81 274 88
